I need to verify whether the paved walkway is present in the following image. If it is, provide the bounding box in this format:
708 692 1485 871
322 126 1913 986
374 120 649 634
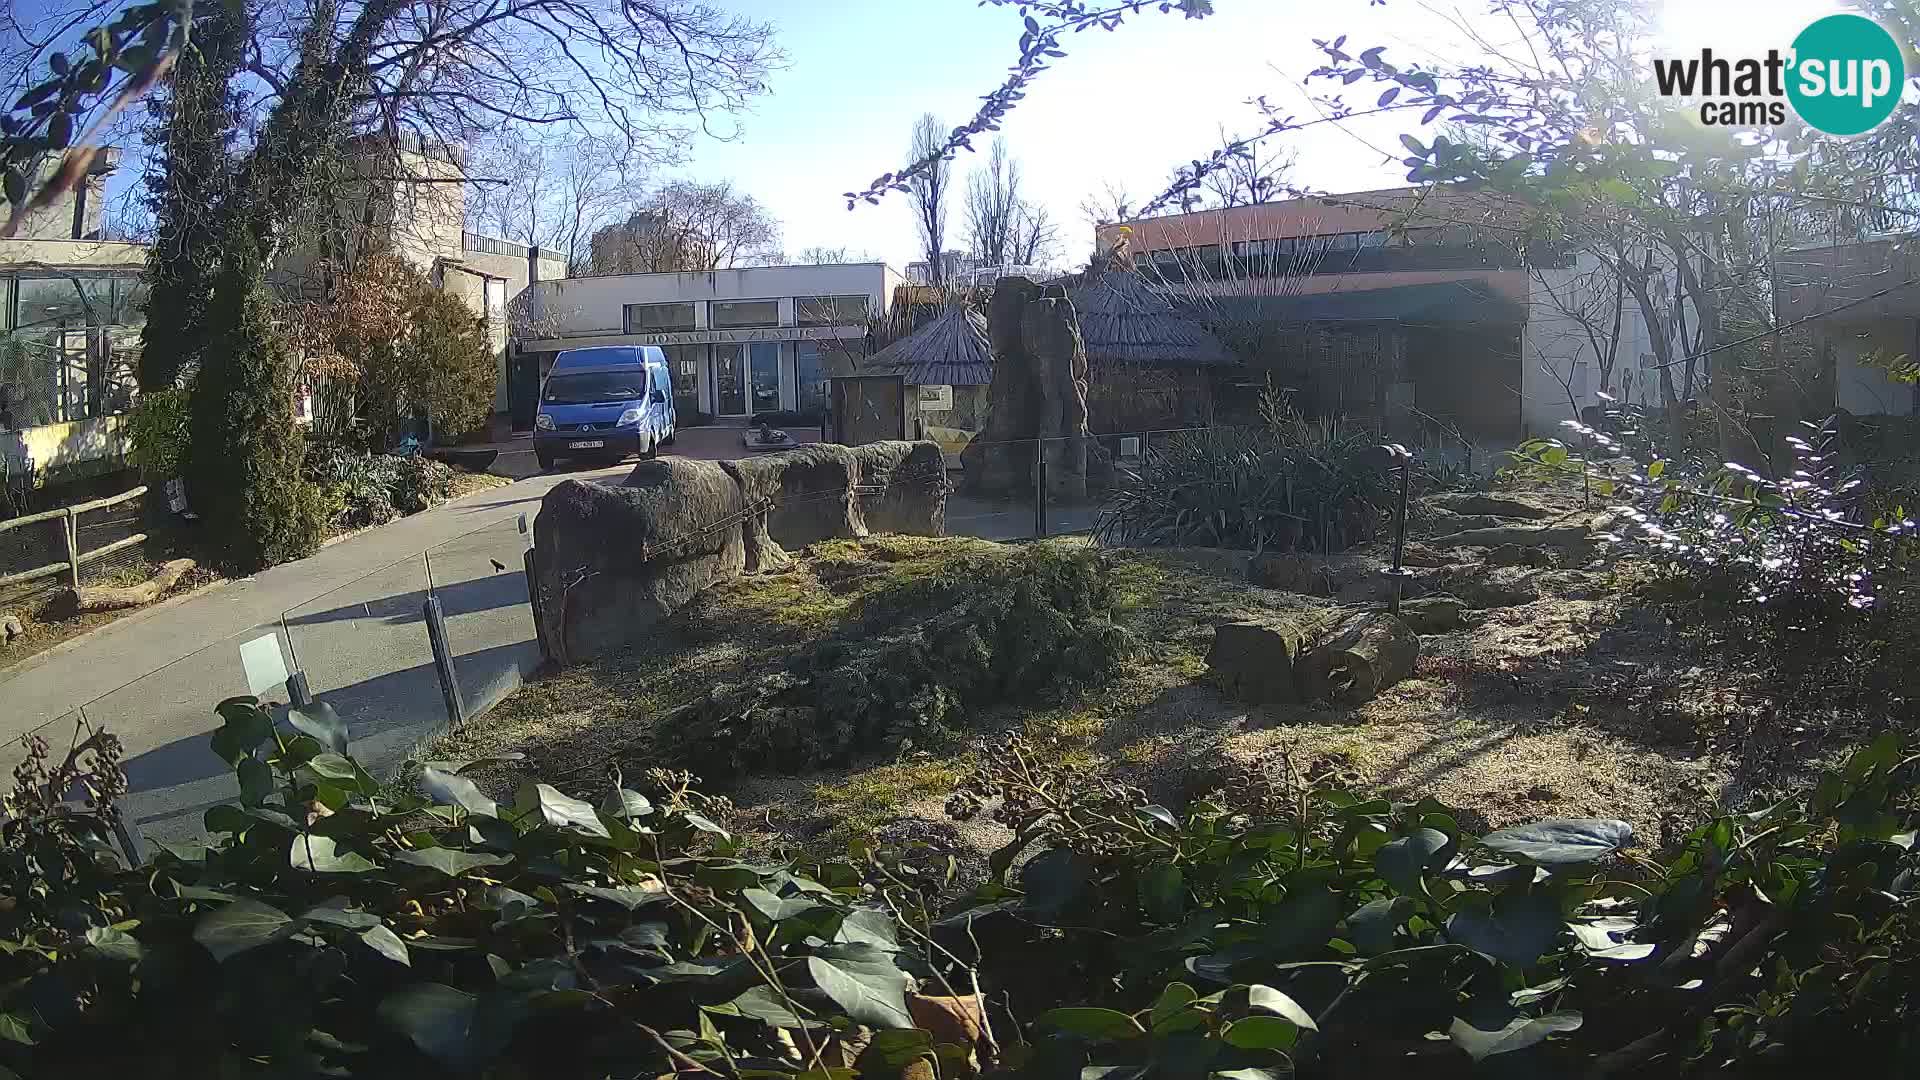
0 460 631 852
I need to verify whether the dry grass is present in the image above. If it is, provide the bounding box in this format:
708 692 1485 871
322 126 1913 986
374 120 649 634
430 491 1823 863
0 557 220 672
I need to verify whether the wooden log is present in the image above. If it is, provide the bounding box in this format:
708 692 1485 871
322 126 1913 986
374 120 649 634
1206 620 1307 704
1296 611 1419 706
62 558 196 614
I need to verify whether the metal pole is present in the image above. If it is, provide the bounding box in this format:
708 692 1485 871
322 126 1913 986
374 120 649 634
1380 443 1414 614
524 548 552 665
285 671 313 708
423 595 466 730
1033 439 1048 539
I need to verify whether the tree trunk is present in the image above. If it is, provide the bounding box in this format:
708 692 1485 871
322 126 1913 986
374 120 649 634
1207 620 1308 704
1296 611 1419 705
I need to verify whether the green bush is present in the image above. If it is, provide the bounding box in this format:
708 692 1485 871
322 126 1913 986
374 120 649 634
658 542 1136 783
126 386 194 479
303 446 456 528
187 268 327 571
3 695 1914 1077
1096 392 1394 552
352 273 497 446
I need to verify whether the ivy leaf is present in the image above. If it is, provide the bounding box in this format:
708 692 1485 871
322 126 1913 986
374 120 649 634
377 984 493 1069
681 811 731 841
1445 892 1565 967
1448 1011 1583 1060
0 1013 33 1046
1224 1015 1302 1050
1138 861 1185 922
1346 896 1414 956
289 834 377 874
361 924 411 966
1400 133 1428 157
600 788 653 819
422 767 497 818
1481 819 1633 867
1036 1007 1143 1040
420 752 525 774
194 899 295 961
392 847 513 878
286 700 349 755
564 882 667 910
1019 848 1091 918
1374 827 1450 895
708 985 810 1027
835 906 900 950
1378 87 1400 107
301 906 381 930
807 943 914 1029
521 783 609 838
237 758 273 806
1246 984 1318 1031
84 926 143 963
741 886 829 923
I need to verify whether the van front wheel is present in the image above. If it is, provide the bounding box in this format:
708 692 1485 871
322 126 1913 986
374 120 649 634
660 431 675 447
536 448 558 471
641 439 658 460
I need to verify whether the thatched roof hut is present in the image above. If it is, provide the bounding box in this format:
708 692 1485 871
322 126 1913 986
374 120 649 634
862 302 992 386
1065 271 1234 369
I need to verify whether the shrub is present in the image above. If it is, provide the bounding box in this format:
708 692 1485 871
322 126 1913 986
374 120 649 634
1096 392 1394 552
187 268 327 570
4 697 1915 1077
126 385 193 478
303 444 458 528
658 542 1137 783
333 253 496 447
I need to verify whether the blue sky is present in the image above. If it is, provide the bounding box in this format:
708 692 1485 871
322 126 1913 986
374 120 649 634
679 0 1827 269
44 0 1841 265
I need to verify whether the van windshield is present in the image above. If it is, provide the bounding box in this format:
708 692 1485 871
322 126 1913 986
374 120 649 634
543 371 649 404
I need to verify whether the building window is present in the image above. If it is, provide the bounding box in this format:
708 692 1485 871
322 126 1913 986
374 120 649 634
624 302 697 334
795 294 869 327
748 342 780 413
711 298 780 329
1330 233 1360 252
1357 231 1387 249
796 342 829 419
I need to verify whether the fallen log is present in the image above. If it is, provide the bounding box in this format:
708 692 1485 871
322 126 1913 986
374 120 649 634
61 558 196 615
1296 611 1419 706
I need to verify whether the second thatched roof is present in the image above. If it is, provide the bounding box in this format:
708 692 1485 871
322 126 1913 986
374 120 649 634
863 302 992 385
1067 271 1235 369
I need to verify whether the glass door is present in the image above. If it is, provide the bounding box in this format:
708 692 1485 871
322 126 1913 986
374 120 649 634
749 342 781 416
664 344 704 420
713 344 746 416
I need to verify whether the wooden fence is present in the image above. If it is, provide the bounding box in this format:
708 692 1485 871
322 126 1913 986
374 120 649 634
0 486 147 591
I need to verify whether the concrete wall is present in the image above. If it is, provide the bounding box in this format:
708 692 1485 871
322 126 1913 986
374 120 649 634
1827 317 1917 416
0 238 148 270
1520 256 1689 436
1 414 130 487
524 263 902 341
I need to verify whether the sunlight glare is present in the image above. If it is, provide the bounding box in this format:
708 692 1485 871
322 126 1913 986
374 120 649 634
1652 0 1850 59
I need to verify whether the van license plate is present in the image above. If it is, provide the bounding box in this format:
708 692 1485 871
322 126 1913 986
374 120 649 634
568 439 605 449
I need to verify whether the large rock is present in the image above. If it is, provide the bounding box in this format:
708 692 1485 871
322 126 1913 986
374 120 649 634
1425 524 1592 552
722 443 865 572
1207 621 1306 704
532 459 747 665
852 440 948 536
1426 493 1557 520
1397 594 1468 634
960 277 1095 498
1295 612 1420 705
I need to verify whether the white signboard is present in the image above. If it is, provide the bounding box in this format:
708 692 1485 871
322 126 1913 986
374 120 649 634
916 385 954 411
239 633 291 698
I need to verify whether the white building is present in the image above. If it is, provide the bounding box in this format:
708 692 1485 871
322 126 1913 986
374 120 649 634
515 263 904 425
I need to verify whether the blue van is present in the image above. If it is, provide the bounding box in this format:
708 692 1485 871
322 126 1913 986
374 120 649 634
532 346 677 470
